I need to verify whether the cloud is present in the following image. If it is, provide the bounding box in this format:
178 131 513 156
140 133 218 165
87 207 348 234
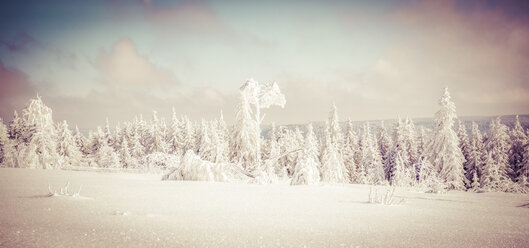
0 60 36 121
141 0 236 41
96 38 179 90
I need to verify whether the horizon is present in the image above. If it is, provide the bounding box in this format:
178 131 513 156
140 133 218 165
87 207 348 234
1 0 529 129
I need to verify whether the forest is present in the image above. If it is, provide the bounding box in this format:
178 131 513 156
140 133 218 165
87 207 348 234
0 79 528 193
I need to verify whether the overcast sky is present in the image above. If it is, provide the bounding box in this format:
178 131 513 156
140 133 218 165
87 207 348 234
1 0 528 129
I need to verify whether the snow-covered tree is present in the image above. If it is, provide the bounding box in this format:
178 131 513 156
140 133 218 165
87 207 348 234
119 138 134 168
168 109 185 156
19 96 61 169
470 171 481 191
518 144 529 181
56 120 83 166
231 79 286 173
378 121 392 177
96 138 120 168
509 115 527 179
423 88 466 190
481 117 513 191
0 119 13 167
198 120 215 162
404 117 419 167
360 122 385 185
320 121 347 183
277 127 301 177
149 111 169 154
291 123 321 185
344 120 361 183
466 122 485 184
456 119 471 186
391 152 416 187
210 119 229 163
181 116 196 153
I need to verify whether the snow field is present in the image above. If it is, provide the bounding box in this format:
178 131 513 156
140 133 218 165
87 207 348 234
1 168 528 247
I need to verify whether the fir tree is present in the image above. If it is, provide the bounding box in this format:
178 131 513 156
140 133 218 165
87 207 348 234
344 120 361 183
320 121 347 183
481 117 514 191
423 88 466 190
509 115 527 178
466 122 485 184
361 122 385 185
456 119 471 186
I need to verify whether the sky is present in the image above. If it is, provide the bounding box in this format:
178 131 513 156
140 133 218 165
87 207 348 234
1 0 528 129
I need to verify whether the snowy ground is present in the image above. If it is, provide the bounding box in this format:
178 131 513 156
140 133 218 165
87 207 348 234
0 168 528 247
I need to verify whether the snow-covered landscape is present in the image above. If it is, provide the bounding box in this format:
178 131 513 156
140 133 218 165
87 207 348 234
2 1 529 247
1 168 529 248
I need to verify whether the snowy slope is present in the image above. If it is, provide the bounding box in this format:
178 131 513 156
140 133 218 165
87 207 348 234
1 168 528 247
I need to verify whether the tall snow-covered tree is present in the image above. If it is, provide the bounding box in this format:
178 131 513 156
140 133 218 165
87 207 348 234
481 117 513 191
168 109 185 156
320 121 347 183
291 123 321 185
182 116 196 153
231 79 286 173
361 122 385 185
509 115 527 179
56 120 83 166
19 96 61 169
391 152 416 187
344 120 361 183
119 138 134 168
149 111 168 154
0 119 13 167
466 122 485 184
518 144 529 182
96 135 120 168
404 117 419 167
456 119 471 186
328 104 344 152
198 120 215 162
423 88 466 190
378 121 392 176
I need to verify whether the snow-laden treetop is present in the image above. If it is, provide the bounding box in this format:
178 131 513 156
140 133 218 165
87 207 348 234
240 78 286 109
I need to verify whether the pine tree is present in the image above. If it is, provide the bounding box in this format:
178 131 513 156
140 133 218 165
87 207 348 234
198 120 215 162
361 122 385 185
481 117 514 191
404 117 419 167
119 138 134 168
518 144 529 182
149 111 168 154
328 104 344 152
391 152 416 187
470 171 481 191
378 121 392 179
386 118 409 183
466 122 485 184
19 96 61 169
96 136 120 168
0 119 12 167
456 119 471 187
56 120 83 166
320 121 347 183
168 108 185 156
509 115 527 179
231 93 260 170
344 120 361 183
291 123 321 185
423 88 466 190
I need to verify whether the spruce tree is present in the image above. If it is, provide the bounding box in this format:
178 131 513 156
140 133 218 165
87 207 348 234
509 115 527 178
423 88 466 190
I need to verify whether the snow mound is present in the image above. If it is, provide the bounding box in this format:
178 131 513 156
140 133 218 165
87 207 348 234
162 150 250 182
291 156 320 185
